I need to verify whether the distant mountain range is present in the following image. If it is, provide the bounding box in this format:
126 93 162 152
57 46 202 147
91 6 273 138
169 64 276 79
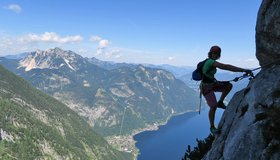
0 48 200 137
0 64 131 160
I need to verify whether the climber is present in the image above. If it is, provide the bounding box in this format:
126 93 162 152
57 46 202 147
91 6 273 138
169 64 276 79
200 45 252 134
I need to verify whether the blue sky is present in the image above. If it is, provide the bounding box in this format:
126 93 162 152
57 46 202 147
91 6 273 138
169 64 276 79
0 0 262 67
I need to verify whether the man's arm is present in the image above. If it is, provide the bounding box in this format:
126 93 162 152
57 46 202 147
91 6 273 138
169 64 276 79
213 61 247 72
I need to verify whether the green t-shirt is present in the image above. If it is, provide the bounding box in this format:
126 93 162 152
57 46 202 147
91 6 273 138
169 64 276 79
202 58 216 83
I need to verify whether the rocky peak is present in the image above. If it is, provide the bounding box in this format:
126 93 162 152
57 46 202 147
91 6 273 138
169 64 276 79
18 47 84 71
203 0 280 159
256 0 280 66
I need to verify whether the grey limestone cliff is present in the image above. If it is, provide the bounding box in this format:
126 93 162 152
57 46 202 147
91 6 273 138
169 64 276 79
203 0 280 159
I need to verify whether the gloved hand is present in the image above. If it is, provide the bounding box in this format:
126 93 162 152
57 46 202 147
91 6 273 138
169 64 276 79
244 69 253 76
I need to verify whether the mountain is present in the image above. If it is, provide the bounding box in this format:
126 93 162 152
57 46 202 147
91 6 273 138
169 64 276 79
184 1 280 159
18 47 90 71
4 52 29 60
86 57 194 78
144 64 194 78
0 64 131 160
0 48 200 138
86 57 137 70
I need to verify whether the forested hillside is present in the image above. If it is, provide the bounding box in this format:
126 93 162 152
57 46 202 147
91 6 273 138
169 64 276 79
0 65 131 160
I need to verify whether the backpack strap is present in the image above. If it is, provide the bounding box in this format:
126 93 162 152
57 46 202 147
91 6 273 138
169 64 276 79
198 83 202 114
200 58 209 81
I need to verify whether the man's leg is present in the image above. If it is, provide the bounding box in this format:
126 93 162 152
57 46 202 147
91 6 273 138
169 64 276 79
209 107 216 128
203 86 221 134
203 89 218 128
212 81 233 109
218 82 233 102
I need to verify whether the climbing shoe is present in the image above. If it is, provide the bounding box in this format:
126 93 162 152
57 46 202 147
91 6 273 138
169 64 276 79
217 101 226 109
210 127 221 135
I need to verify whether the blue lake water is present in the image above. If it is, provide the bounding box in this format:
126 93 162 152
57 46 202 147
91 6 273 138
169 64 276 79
134 108 223 160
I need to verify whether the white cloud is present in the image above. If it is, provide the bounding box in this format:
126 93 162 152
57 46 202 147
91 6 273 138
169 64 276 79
91 37 122 58
90 36 102 42
19 32 83 43
4 4 22 13
106 49 122 58
0 36 32 54
77 48 89 55
114 54 122 58
95 48 103 56
90 36 112 56
98 39 110 49
168 56 174 61
0 32 84 56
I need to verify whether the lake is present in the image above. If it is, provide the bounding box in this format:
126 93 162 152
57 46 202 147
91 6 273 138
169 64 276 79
134 108 223 160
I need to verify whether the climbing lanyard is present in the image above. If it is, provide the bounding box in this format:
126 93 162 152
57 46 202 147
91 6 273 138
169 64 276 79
230 60 279 82
230 72 255 82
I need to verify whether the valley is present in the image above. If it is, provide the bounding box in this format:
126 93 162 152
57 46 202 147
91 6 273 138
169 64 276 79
0 47 200 159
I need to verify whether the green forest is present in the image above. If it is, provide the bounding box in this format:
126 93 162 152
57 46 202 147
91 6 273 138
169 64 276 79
0 65 131 160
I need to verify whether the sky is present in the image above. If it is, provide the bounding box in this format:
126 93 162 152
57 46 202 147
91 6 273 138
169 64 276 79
0 0 262 67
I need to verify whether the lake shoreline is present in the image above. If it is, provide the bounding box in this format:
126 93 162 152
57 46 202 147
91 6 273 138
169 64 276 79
134 108 225 160
106 109 201 160
132 109 199 159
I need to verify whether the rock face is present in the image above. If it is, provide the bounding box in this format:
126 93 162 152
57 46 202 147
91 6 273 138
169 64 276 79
204 0 280 159
256 0 280 66
203 66 280 160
